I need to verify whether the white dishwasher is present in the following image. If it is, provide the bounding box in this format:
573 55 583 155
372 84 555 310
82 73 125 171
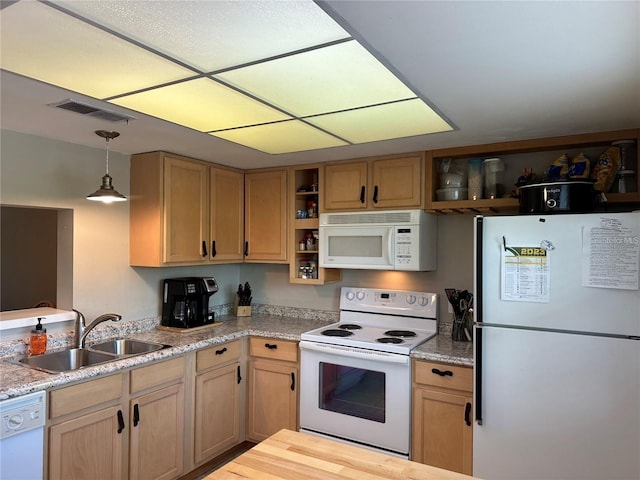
0 390 46 480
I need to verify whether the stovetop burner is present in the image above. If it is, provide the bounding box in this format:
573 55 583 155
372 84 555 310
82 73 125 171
384 330 417 338
300 287 438 355
321 329 354 337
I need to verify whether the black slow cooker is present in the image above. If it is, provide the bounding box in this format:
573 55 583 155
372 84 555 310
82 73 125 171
518 179 598 214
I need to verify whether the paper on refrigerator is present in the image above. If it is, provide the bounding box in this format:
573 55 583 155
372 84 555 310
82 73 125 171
501 245 550 302
581 216 640 290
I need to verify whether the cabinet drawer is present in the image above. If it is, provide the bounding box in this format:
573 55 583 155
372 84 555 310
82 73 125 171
50 373 124 419
249 338 298 363
196 340 242 372
130 356 185 394
414 360 472 392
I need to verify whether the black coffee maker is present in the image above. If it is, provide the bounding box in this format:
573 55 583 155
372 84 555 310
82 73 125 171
161 277 218 329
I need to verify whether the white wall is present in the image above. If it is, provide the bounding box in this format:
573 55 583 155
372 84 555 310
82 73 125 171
0 130 474 329
0 130 240 325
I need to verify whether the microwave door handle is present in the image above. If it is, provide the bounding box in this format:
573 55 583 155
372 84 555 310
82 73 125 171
387 229 394 266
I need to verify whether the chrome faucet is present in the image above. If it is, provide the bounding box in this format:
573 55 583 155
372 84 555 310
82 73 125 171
73 309 122 348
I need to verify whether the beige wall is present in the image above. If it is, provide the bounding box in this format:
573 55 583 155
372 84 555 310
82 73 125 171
0 129 474 329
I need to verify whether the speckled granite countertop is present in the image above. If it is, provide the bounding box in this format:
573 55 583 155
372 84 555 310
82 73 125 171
1 314 473 400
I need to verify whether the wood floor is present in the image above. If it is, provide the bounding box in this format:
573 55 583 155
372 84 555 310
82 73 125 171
179 442 255 480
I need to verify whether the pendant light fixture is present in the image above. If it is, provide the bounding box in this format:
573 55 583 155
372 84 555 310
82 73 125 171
87 130 127 203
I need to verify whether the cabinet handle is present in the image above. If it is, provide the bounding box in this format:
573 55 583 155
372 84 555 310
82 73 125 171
237 365 242 384
290 372 295 391
244 241 249 257
117 410 125 434
373 185 379 204
264 343 278 350
431 368 453 377
215 347 227 355
133 404 140 427
211 241 217 258
202 240 208 258
359 186 366 204
465 402 472 426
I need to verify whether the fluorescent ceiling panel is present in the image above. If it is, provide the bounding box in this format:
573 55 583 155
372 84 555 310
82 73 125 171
307 99 453 144
0 1 193 99
110 78 291 132
211 121 348 154
216 41 417 117
53 0 350 72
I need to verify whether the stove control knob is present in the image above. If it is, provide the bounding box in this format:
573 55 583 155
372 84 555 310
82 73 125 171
406 295 416 304
418 296 429 306
356 291 365 301
345 291 355 301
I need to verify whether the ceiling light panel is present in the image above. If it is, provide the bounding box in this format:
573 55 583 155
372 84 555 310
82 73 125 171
52 0 351 72
216 41 417 117
211 121 348 155
0 1 194 99
307 99 453 144
110 78 291 132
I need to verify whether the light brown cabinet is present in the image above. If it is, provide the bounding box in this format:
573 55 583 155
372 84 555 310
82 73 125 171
412 360 473 475
246 338 298 442
323 153 424 211
244 169 288 263
130 152 244 266
47 358 186 480
128 358 185 480
288 164 341 285
194 340 243 465
426 129 640 214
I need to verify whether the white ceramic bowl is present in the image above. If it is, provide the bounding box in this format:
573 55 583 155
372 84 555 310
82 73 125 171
436 187 468 201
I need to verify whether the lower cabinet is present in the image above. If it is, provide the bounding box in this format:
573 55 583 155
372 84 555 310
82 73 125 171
411 360 473 475
193 340 243 465
47 357 186 480
246 337 298 442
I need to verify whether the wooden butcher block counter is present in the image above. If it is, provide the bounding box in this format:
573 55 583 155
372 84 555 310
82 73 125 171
206 429 480 480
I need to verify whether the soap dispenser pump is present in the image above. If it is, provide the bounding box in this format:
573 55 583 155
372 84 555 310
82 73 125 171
29 317 47 356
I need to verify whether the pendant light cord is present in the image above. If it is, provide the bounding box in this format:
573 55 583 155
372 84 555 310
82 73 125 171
105 137 110 176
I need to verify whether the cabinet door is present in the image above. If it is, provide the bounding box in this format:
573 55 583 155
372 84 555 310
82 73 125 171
209 167 244 262
247 359 297 442
412 387 473 475
323 161 368 211
370 155 422 208
164 156 208 263
244 169 288 262
49 405 125 480
129 383 185 480
194 362 242 464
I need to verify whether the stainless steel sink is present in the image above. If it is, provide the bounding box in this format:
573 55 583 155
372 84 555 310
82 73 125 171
18 348 117 374
88 339 167 356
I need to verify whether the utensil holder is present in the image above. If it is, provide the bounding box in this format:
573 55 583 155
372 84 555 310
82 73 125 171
235 305 252 317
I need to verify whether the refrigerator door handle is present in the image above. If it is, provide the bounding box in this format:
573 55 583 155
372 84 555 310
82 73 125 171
474 215 484 425
475 325 483 425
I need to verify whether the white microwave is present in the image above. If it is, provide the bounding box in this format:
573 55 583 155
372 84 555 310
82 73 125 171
319 210 437 271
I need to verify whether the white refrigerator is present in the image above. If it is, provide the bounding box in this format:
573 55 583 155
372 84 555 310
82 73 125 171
473 212 640 480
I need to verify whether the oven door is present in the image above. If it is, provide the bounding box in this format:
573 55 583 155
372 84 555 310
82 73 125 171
299 340 411 456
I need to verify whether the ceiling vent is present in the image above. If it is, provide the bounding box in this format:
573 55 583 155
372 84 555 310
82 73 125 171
48 99 136 123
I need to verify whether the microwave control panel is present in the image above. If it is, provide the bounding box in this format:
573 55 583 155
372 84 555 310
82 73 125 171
395 227 418 268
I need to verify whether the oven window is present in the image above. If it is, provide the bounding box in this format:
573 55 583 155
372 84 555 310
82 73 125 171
318 362 385 423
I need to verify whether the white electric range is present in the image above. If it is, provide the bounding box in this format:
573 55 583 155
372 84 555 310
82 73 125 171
299 287 438 459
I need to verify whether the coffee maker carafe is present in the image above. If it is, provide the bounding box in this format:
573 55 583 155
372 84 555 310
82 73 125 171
162 277 218 328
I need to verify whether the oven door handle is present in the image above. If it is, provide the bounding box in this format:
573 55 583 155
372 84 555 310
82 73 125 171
299 341 410 365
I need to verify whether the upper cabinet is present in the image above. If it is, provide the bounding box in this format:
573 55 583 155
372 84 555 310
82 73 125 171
130 152 244 267
244 168 288 263
425 129 640 214
323 153 424 211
